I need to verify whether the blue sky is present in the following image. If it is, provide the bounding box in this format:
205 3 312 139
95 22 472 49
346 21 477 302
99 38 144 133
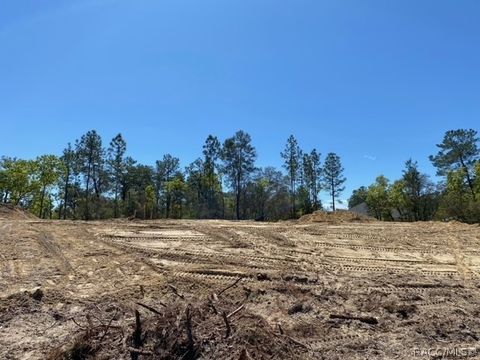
1 0 479 208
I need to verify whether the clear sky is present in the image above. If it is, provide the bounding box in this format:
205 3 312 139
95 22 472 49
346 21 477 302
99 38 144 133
1 0 479 207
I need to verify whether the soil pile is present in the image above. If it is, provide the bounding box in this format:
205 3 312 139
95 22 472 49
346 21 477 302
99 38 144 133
299 210 375 223
0 203 36 220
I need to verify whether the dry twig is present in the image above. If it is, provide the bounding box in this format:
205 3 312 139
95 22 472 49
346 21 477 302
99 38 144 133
136 302 166 315
222 311 231 338
227 304 245 319
218 278 242 296
168 284 185 299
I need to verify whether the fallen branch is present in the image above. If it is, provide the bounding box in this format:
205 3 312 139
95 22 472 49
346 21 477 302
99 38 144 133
209 302 218 315
86 313 93 338
222 311 231 338
272 331 311 350
70 317 87 330
99 310 118 343
329 314 378 325
133 310 142 348
227 304 245 319
128 347 153 356
130 310 143 360
218 278 241 296
91 313 106 326
70 316 121 332
168 284 185 299
238 348 253 360
185 306 195 354
286 336 311 350
136 302 166 315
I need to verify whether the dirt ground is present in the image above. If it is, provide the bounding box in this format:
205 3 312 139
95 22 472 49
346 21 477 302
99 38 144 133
1 216 480 359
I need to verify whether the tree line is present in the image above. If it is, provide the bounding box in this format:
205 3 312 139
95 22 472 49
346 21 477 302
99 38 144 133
0 130 347 220
349 129 480 223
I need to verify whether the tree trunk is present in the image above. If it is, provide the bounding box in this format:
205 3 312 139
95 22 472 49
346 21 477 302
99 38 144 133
464 167 476 200
222 193 225 219
39 185 46 218
331 178 336 212
62 173 70 220
85 164 91 220
166 194 171 218
459 157 476 200
291 181 294 217
236 190 240 220
114 183 118 218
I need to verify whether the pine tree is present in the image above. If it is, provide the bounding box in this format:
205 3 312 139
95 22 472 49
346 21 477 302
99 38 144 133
323 153 346 211
221 131 257 220
281 135 302 218
76 130 104 220
107 134 127 218
430 129 479 199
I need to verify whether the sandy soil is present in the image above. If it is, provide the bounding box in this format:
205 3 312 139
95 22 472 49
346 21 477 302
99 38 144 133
1 218 480 359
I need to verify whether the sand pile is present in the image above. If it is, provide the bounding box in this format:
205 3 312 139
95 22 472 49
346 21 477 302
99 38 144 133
299 210 375 223
0 204 36 220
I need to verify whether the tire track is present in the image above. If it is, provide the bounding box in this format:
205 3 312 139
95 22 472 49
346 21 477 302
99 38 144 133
99 235 461 279
35 233 74 272
306 241 445 256
102 235 210 241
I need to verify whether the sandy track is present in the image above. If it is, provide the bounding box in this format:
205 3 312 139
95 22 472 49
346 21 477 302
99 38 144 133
1 219 480 359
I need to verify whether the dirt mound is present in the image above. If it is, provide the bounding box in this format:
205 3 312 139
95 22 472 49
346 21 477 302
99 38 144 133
299 210 375 223
0 204 36 220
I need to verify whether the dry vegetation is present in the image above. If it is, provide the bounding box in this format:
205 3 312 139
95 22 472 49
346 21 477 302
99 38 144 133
1 205 480 359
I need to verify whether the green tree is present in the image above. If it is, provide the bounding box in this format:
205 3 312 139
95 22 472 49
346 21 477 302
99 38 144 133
0 157 38 206
309 149 322 210
366 175 391 220
155 154 180 218
123 163 154 218
76 130 105 220
300 149 322 213
107 133 127 218
243 167 289 220
475 162 480 197
251 176 270 220
437 169 471 221
0 163 7 203
221 130 257 220
145 184 157 219
388 180 409 220
59 143 78 219
166 173 187 219
185 158 205 218
34 155 63 218
401 159 436 221
185 156 223 219
430 129 479 199
348 186 368 208
281 135 302 217
260 167 290 220
202 135 222 217
322 153 346 211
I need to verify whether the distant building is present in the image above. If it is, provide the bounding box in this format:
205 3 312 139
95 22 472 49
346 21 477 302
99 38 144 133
349 202 369 216
349 202 402 221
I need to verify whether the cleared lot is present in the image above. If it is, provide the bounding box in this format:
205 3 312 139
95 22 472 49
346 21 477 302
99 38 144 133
1 218 480 359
